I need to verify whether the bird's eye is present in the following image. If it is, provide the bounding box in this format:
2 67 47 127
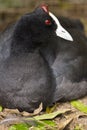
45 19 52 26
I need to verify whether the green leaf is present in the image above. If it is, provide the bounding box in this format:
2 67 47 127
0 106 2 112
33 109 70 120
71 100 87 114
74 125 84 130
32 120 56 130
9 109 70 130
9 123 29 130
43 120 56 126
9 120 56 130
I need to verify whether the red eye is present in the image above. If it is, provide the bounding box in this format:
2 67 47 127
45 20 52 26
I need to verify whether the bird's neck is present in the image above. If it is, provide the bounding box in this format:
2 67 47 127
40 38 59 65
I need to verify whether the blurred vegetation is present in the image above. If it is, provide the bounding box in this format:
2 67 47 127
0 0 86 34
0 0 23 8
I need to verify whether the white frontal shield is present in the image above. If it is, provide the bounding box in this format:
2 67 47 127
49 12 73 41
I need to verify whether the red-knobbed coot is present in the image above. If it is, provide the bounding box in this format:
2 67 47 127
0 6 57 112
0 5 73 112
0 4 86 112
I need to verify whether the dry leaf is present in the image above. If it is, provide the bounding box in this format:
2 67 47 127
58 118 73 130
21 103 43 117
33 103 43 115
3 109 20 115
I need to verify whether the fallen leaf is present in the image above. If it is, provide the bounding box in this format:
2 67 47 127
71 101 87 114
33 103 43 115
9 123 29 130
0 106 3 112
33 109 71 120
21 103 43 117
3 108 20 115
58 117 73 130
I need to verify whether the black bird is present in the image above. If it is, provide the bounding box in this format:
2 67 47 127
0 4 86 112
39 5 87 102
0 5 60 112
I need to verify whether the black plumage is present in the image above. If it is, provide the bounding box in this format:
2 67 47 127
0 5 87 112
0 7 56 112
